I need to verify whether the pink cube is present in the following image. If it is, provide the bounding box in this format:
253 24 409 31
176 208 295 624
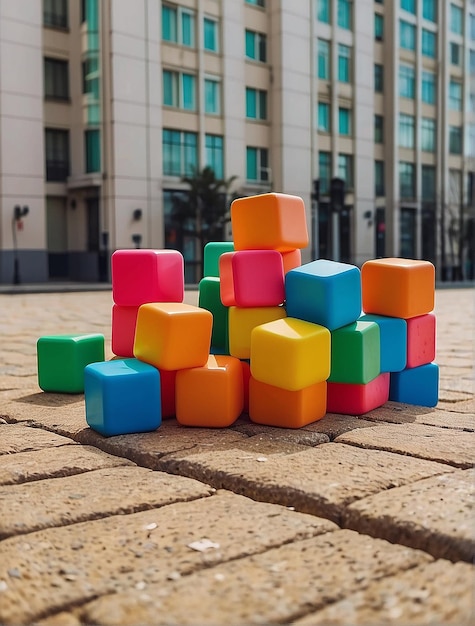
327 373 390 415
111 304 139 357
112 249 184 306
219 250 285 307
406 313 436 368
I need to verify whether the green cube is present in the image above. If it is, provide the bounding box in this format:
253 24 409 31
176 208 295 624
203 241 234 278
329 321 380 384
198 277 229 352
37 334 105 393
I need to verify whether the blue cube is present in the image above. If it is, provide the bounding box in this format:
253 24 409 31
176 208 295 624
84 358 161 437
359 314 407 373
389 363 439 407
203 241 235 278
285 259 361 331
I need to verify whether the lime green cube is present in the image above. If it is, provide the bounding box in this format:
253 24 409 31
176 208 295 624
37 334 105 393
329 321 380 385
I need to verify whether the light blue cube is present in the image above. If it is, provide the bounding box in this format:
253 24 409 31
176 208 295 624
84 358 161 437
203 241 235 278
389 363 439 407
359 313 407 373
285 259 361 331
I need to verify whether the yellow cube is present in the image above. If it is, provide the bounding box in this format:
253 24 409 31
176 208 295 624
250 317 331 391
134 303 212 370
229 305 287 360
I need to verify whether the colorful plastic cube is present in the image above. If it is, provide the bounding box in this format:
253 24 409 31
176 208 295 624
219 250 285 307
203 241 234 278
199 277 229 353
285 259 362 331
228 305 287 360
250 317 331 391
84 358 161 436
362 258 435 319
111 304 139 358
329 321 380 385
249 376 327 428
134 303 212 371
327 373 390 415
281 249 302 274
231 193 308 252
37 334 105 393
241 360 251 414
406 313 436 368
389 363 439 407
111 249 184 306
159 368 177 419
359 313 407 373
175 355 244 427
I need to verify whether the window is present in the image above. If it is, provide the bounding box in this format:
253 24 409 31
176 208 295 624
317 0 330 23
319 151 331 194
375 114 384 143
43 0 68 28
45 128 70 181
422 165 436 200
450 42 461 65
338 154 353 189
400 20 416 50
421 117 436 152
318 102 330 131
44 57 69 100
450 4 463 34
401 0 416 13
318 39 330 79
339 107 351 135
245 29 266 62
399 161 415 199
338 0 352 29
246 87 267 120
375 14 384 40
449 79 463 110
399 113 415 148
246 147 269 182
85 129 101 173
471 13 475 40
163 129 198 176
205 134 223 179
449 126 462 154
399 64 415 99
375 160 385 196
471 51 475 74
422 29 436 57
203 17 218 52
204 78 221 115
421 70 436 104
374 63 384 92
338 44 351 82
468 124 475 157
246 0 265 6
162 5 195 47
422 0 437 22
163 70 196 110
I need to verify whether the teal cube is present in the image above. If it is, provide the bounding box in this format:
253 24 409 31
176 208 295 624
198 276 229 352
359 313 407 373
37 334 105 393
203 241 234 278
329 321 380 384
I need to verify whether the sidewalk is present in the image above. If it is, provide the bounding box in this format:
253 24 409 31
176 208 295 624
0 287 473 625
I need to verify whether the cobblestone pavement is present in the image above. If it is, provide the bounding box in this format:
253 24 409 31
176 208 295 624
0 287 473 625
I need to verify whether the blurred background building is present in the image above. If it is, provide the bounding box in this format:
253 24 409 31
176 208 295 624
0 0 474 284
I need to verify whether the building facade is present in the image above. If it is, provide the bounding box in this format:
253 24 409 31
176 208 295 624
0 0 474 284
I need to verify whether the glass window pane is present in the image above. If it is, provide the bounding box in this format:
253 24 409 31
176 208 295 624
163 70 175 106
318 39 330 79
339 107 351 135
338 44 350 82
246 147 258 180
258 90 267 119
374 63 383 91
375 14 384 40
181 11 194 46
422 29 436 57
204 18 218 51
422 0 437 22
184 132 198 175
246 87 257 118
245 30 255 58
401 0 416 13
318 151 331 194
182 74 196 110
162 5 177 41
338 0 351 29
400 64 415 99
421 70 435 104
400 20 416 50
317 0 330 23
85 129 100 173
318 102 330 131
449 80 462 110
375 160 385 196
450 4 463 34
205 78 219 114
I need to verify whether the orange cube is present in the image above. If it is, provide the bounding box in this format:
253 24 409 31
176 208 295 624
281 249 302 274
134 303 212 370
175 355 244 427
231 193 308 252
362 258 435 319
249 376 327 428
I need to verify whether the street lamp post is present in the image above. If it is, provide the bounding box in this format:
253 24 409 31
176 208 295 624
12 205 29 285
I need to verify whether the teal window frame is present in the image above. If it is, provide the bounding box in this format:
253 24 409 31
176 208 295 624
337 0 352 29
85 129 100 173
204 17 218 52
246 87 267 120
400 20 416 50
422 29 436 57
421 117 436 152
162 5 195 47
246 146 269 182
204 78 220 115
318 39 330 79
318 102 330 131
162 129 198 177
205 134 224 179
399 64 415 99
338 44 351 82
162 70 196 111
421 70 436 104
338 107 351 135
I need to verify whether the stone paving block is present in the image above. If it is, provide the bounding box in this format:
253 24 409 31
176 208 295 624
343 469 474 563
302 413 378 439
0 423 77 454
159 442 453 522
80 530 432 626
0 466 214 539
364 400 475 431
0 445 133 486
36 612 82 626
294 560 475 625
336 422 475 469
0 492 337 625
230 417 330 446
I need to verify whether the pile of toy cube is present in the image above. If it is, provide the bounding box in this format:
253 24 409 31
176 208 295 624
36 193 438 437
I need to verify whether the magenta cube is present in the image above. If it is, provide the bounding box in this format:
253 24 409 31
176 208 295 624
111 304 139 357
220 250 285 307
327 372 390 415
406 313 436 368
111 249 184 306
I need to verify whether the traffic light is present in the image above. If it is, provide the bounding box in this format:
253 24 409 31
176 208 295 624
330 178 345 212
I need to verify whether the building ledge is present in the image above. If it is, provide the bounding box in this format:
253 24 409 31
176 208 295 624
67 173 102 189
